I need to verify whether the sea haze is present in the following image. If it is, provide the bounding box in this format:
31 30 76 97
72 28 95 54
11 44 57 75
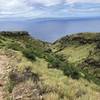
0 18 100 42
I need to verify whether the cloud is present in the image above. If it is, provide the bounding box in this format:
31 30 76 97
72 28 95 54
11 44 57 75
0 0 63 19
66 0 100 3
0 0 100 20
0 0 32 17
28 0 63 6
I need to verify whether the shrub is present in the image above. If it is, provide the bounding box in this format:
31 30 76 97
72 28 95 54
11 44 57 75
7 71 20 93
47 54 62 69
23 67 40 83
55 54 67 62
52 60 80 79
25 43 44 58
96 41 100 49
22 49 36 61
47 54 81 79
44 48 52 53
7 68 40 93
48 59 61 68
7 42 22 51
7 80 15 93
62 63 81 79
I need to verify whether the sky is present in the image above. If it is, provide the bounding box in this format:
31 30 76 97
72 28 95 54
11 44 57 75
0 0 100 42
0 0 100 19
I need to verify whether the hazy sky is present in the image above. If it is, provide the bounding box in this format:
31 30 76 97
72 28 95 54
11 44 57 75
0 0 100 42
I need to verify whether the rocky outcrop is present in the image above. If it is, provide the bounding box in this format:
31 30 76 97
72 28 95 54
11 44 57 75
0 31 29 37
84 58 100 68
53 33 100 48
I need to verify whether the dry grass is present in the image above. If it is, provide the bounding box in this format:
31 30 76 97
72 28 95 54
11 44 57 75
6 50 100 100
58 44 95 63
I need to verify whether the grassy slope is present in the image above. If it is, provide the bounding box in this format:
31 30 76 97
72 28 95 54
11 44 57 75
57 44 95 63
52 33 99 65
4 49 100 100
0 32 100 100
52 32 100 84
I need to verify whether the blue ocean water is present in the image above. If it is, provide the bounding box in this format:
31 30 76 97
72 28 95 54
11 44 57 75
0 18 100 42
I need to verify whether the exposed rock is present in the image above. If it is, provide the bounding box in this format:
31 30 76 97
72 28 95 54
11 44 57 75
9 67 40 85
84 58 100 68
12 82 43 100
0 31 29 37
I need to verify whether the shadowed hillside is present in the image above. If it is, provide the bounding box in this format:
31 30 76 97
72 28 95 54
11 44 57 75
0 32 100 100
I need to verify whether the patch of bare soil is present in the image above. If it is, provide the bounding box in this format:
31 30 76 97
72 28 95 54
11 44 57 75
0 55 9 100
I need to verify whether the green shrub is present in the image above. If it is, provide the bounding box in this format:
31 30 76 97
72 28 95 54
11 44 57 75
7 80 15 93
48 59 61 68
55 54 67 62
47 54 81 80
44 48 52 53
47 54 62 69
7 42 22 51
7 71 18 93
96 41 100 49
22 49 36 61
63 65 80 79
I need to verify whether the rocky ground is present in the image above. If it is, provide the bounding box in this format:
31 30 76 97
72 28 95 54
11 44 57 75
0 55 9 100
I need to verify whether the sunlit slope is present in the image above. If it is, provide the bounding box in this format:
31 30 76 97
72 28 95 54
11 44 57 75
58 44 95 63
52 32 100 82
1 49 100 100
0 32 100 100
52 33 100 63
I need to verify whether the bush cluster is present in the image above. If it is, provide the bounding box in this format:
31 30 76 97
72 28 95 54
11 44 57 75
22 49 36 61
47 54 81 80
7 42 22 51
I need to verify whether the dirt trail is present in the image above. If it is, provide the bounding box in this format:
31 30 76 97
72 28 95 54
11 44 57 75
0 55 9 100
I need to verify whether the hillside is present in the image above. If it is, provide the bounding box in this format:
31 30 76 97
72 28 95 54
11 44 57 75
0 32 100 100
52 32 100 83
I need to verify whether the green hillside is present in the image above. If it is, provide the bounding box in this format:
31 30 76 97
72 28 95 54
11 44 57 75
52 32 100 84
0 32 100 100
